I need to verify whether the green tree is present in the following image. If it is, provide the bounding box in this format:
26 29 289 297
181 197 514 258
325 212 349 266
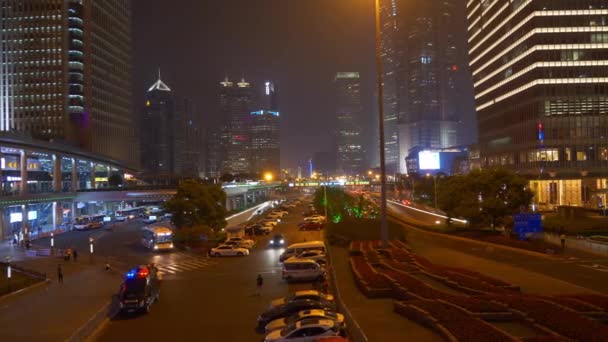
164 179 228 229
437 168 533 228
313 186 354 222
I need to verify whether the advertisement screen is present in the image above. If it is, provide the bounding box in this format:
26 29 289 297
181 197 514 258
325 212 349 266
10 212 23 223
418 151 441 170
28 211 37 220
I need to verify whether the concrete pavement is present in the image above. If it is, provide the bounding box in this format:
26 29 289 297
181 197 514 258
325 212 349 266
389 202 608 294
330 245 442 342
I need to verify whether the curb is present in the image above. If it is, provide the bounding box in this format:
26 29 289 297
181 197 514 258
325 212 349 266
388 212 558 260
0 278 50 302
67 299 118 342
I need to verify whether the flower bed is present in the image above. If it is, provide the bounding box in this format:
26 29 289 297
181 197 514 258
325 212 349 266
440 266 513 288
349 240 363 256
390 239 409 250
482 295 608 342
395 300 515 342
379 264 508 314
349 256 392 297
560 294 608 312
386 246 415 263
535 295 604 313
383 259 420 273
412 254 434 268
421 267 511 294
521 336 571 342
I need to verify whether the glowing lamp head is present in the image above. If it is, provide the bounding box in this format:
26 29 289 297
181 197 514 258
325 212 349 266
264 172 274 182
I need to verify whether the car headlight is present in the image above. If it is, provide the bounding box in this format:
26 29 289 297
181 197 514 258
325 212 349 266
169 243 174 248
269 240 274 244
279 239 284 244
154 245 158 250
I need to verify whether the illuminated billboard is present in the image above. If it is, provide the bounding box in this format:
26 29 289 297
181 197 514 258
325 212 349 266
418 151 440 170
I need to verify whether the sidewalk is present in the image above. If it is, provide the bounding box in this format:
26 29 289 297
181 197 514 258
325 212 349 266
330 245 442 342
0 256 121 341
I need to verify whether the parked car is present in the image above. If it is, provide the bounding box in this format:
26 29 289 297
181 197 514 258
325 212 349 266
257 299 337 329
263 319 340 342
282 259 326 282
304 215 326 222
292 250 327 264
299 221 323 231
269 234 286 248
264 309 345 334
226 237 255 246
210 245 250 257
249 224 272 235
270 290 334 309
260 219 278 227
222 240 253 250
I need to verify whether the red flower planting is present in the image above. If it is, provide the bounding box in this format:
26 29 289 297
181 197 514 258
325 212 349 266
535 295 603 313
350 256 392 290
560 294 608 312
395 300 515 342
379 265 507 313
482 295 608 342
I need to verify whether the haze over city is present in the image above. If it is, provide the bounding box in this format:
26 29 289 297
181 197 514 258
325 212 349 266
0 1 607 341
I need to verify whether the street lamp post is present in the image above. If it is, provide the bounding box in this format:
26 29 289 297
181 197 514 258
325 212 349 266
89 237 94 263
374 0 389 248
5 256 11 292
426 173 438 210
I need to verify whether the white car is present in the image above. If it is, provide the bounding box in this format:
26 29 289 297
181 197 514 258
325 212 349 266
210 245 249 257
265 309 345 333
223 240 254 250
270 290 335 309
292 250 327 264
304 215 326 222
225 237 255 249
264 319 339 342
267 213 283 220
260 219 278 227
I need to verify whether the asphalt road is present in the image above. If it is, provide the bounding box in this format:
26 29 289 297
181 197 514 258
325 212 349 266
388 201 608 294
95 197 324 341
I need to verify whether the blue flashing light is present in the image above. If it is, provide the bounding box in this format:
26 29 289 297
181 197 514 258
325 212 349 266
251 110 264 115
250 110 279 117
126 269 137 279
268 111 279 117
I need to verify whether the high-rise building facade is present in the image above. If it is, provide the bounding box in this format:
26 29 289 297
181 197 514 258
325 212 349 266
380 0 469 173
379 0 401 173
0 0 136 168
467 0 608 208
335 72 365 175
250 81 280 176
176 97 201 177
141 74 176 177
219 77 254 175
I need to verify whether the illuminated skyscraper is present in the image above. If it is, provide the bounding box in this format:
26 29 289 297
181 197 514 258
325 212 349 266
467 0 608 208
218 76 254 175
250 81 280 175
141 73 176 177
335 72 365 175
380 0 469 173
0 0 136 167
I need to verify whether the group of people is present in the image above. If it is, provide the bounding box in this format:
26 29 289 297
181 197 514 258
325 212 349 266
62 248 78 261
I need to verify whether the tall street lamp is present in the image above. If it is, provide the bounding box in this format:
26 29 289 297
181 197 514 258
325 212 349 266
426 173 438 210
374 0 389 248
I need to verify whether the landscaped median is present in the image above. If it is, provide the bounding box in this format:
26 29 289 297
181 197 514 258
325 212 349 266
347 240 608 341
0 261 47 298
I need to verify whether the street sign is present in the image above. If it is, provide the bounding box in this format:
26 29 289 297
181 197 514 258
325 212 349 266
513 213 542 240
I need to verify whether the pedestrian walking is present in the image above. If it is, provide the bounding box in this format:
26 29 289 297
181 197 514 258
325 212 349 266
560 234 566 252
57 264 63 284
72 249 78 262
256 274 263 296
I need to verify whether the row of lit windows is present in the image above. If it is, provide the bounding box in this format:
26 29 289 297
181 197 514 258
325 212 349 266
478 77 608 111
475 60 608 98
472 25 608 68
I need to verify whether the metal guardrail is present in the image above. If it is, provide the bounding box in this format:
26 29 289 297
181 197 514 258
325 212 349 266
325 240 369 342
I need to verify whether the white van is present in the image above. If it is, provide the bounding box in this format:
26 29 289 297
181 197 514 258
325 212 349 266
282 258 326 282
279 241 326 262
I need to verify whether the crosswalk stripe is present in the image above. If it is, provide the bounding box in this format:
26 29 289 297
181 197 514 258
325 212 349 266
182 260 209 267
163 265 182 271
173 264 197 270
158 267 176 274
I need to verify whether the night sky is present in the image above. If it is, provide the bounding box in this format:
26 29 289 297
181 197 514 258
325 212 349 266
133 0 376 171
